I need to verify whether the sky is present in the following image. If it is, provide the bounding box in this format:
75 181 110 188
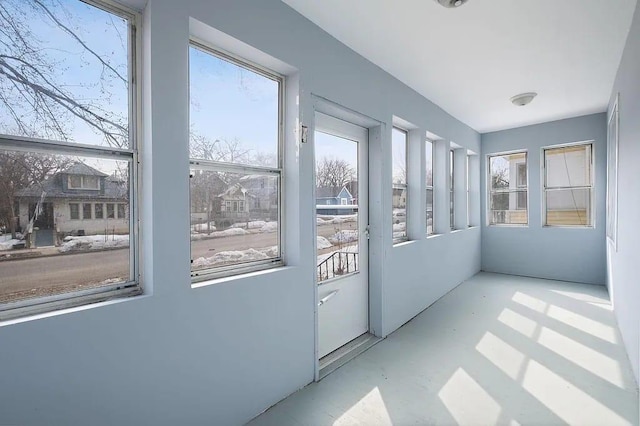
314 130 358 171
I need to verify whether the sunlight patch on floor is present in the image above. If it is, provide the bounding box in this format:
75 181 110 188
546 304 617 343
332 387 392 426
498 308 538 338
438 367 503 425
476 331 527 381
522 360 631 426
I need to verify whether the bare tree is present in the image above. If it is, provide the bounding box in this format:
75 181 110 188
316 157 354 192
0 152 70 238
0 0 128 147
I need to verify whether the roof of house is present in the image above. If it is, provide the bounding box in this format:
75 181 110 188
16 163 126 200
63 162 108 177
316 186 352 199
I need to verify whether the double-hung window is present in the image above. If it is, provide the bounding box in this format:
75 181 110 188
0 0 140 319
425 140 434 235
189 41 283 280
392 128 408 243
543 143 593 227
488 151 528 225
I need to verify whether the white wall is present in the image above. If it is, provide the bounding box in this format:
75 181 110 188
607 2 640 384
481 113 607 285
0 0 480 425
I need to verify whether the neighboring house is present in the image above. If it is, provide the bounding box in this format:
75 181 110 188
16 162 129 238
392 184 407 210
239 174 278 220
217 183 253 226
316 185 357 215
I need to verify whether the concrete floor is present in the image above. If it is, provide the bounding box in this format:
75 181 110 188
249 272 639 426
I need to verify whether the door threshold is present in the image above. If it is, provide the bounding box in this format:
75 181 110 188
319 333 382 379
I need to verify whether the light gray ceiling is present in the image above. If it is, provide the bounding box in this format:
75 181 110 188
283 0 637 133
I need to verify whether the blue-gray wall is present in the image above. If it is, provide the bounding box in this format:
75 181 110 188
607 2 640 384
0 1 480 425
481 114 607 285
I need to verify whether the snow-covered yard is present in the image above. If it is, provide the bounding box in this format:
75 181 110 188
191 222 217 233
329 230 359 244
192 245 279 268
317 236 333 250
59 235 130 253
191 221 277 240
317 214 357 225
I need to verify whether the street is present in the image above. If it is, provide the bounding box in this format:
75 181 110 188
0 221 358 301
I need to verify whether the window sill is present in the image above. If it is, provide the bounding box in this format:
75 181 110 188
427 233 443 240
393 239 416 248
0 286 145 326
487 224 529 228
191 263 289 289
542 225 595 230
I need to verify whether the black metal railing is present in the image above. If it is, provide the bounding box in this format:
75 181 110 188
317 251 358 281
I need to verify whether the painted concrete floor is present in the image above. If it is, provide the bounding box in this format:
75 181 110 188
248 272 639 426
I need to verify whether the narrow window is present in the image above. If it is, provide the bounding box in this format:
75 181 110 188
106 203 115 219
425 140 434 235
543 143 593 227
467 154 471 227
392 127 408 243
189 42 282 279
95 203 104 219
117 203 126 219
83 203 92 220
450 149 455 230
488 151 528 225
70 203 80 220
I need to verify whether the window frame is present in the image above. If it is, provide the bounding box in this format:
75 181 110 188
487 149 529 227
188 39 285 282
450 149 455 230
425 139 434 236
542 141 594 228
392 126 408 244
0 0 141 321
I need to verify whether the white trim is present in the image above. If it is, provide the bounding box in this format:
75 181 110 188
606 94 619 250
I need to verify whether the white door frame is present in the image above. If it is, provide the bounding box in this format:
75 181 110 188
311 95 384 381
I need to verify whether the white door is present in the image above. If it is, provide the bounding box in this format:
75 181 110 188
315 112 369 359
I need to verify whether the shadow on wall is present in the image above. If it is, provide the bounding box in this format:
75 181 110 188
248 273 638 425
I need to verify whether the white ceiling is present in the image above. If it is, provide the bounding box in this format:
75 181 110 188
282 0 637 133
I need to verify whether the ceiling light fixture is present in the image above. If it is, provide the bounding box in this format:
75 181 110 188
434 0 469 8
510 92 537 107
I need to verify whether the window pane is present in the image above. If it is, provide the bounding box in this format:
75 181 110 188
190 170 280 273
83 203 92 219
315 131 359 282
189 46 279 167
392 128 407 242
106 203 115 219
546 188 591 226
426 188 433 235
425 141 433 187
0 150 131 304
450 150 454 229
489 152 528 225
426 141 433 235
545 145 591 188
0 0 131 148
95 203 104 219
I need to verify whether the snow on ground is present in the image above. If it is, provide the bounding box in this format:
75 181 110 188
191 222 217 232
259 222 277 233
231 220 266 230
59 235 129 253
317 214 358 225
393 222 406 232
393 208 406 217
191 227 249 240
317 236 333 250
192 245 278 268
0 239 22 251
329 230 359 244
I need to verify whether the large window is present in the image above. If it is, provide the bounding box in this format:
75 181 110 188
425 140 434 235
392 128 408 243
488 151 528 225
189 42 282 280
0 0 139 319
543 143 593 227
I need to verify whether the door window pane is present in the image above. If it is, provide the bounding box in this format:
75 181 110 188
316 131 359 282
